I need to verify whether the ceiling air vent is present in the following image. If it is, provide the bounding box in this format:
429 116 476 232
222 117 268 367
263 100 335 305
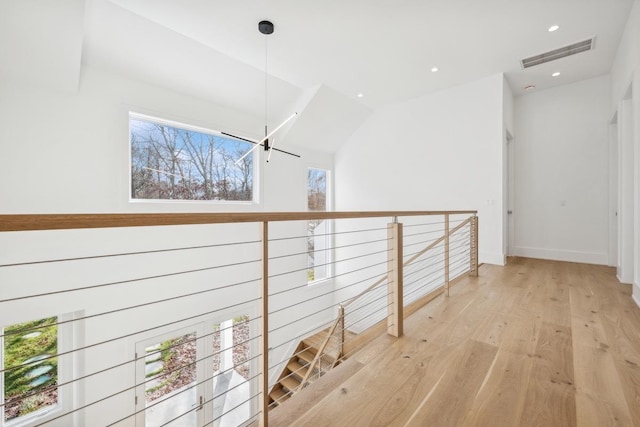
521 38 595 69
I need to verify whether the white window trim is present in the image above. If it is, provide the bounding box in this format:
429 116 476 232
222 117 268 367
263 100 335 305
307 168 333 285
1 314 74 427
128 112 260 205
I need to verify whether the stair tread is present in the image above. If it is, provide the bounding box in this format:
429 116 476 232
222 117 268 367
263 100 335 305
270 387 290 404
287 360 309 379
298 349 317 364
281 375 301 392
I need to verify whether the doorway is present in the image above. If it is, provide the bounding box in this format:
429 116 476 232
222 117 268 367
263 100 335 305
506 131 515 257
135 314 256 427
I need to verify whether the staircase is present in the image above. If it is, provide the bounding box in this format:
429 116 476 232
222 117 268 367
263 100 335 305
268 327 343 408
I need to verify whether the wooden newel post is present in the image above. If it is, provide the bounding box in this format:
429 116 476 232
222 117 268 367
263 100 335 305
470 215 479 277
259 222 269 427
338 305 345 358
444 214 450 297
387 220 404 337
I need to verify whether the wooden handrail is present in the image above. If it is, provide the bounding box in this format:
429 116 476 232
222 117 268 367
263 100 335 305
342 217 473 308
299 308 343 389
0 211 477 232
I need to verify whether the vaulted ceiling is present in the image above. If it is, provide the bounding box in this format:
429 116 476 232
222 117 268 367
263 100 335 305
1 0 636 151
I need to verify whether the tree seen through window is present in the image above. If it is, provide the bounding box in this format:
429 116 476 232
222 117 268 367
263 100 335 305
130 116 254 201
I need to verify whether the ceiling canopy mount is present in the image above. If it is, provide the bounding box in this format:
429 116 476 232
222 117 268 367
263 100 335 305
258 20 274 35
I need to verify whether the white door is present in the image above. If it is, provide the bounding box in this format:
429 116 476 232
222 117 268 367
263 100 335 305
135 314 256 427
136 325 205 427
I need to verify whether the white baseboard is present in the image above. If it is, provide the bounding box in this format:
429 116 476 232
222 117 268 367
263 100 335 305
633 283 640 309
512 246 608 266
479 251 506 266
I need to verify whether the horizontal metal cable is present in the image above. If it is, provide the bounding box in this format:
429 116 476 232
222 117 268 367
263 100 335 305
106 364 262 427
403 247 446 265
402 229 446 239
268 258 390 297
268 247 390 279
2 319 262 407
401 219 448 228
269 275 393 316
401 217 467 229
348 287 391 314
268 225 388 242
269 304 335 333
1 276 261 340
402 235 441 249
0 239 261 269
404 276 444 300
344 299 393 332
35 345 262 426
160 386 260 427
268 317 335 353
405 234 468 258
268 236 391 261
404 266 445 289
0 297 261 376
0 257 261 304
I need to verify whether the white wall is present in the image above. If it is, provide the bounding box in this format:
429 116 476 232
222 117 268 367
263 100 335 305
334 74 506 265
0 66 332 214
513 76 611 265
633 71 640 305
0 65 336 425
611 1 640 112
611 0 640 304
619 97 636 283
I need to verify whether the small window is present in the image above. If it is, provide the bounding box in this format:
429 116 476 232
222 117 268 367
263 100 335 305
307 168 330 282
2 317 58 425
130 114 256 202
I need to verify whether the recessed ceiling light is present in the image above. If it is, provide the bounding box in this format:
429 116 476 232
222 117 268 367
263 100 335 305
431 67 439 73
552 72 561 77
524 85 536 92
548 25 560 32
357 93 364 98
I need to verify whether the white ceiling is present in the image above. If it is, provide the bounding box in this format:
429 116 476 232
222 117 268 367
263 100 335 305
1 0 635 152
104 0 634 107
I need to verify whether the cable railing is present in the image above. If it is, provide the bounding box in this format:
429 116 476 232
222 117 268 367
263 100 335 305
289 214 478 397
0 210 477 426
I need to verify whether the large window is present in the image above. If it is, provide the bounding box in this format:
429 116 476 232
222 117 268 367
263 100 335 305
130 114 255 202
307 168 330 282
1 317 58 425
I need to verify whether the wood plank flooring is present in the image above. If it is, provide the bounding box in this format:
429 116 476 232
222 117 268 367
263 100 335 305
270 257 640 426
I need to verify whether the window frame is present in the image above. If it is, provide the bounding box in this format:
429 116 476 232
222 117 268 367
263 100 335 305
0 314 74 427
307 167 332 285
128 112 260 205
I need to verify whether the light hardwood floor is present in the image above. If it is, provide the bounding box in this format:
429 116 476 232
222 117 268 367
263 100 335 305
270 257 640 426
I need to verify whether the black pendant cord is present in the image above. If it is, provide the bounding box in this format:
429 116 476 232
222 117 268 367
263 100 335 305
226 19 301 163
264 34 269 152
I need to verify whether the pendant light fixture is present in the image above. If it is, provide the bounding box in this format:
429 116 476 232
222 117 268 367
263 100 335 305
226 20 300 164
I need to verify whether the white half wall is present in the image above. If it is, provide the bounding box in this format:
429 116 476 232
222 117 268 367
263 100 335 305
334 74 506 265
513 76 611 265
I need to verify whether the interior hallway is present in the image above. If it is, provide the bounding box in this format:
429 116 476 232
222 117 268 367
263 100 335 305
270 258 640 426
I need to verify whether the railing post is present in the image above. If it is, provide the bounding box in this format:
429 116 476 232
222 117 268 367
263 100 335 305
444 214 450 297
470 215 479 277
338 304 345 358
259 221 269 427
387 219 403 337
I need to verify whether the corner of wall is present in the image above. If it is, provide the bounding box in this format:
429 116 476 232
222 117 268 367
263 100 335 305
633 283 640 309
480 251 506 266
